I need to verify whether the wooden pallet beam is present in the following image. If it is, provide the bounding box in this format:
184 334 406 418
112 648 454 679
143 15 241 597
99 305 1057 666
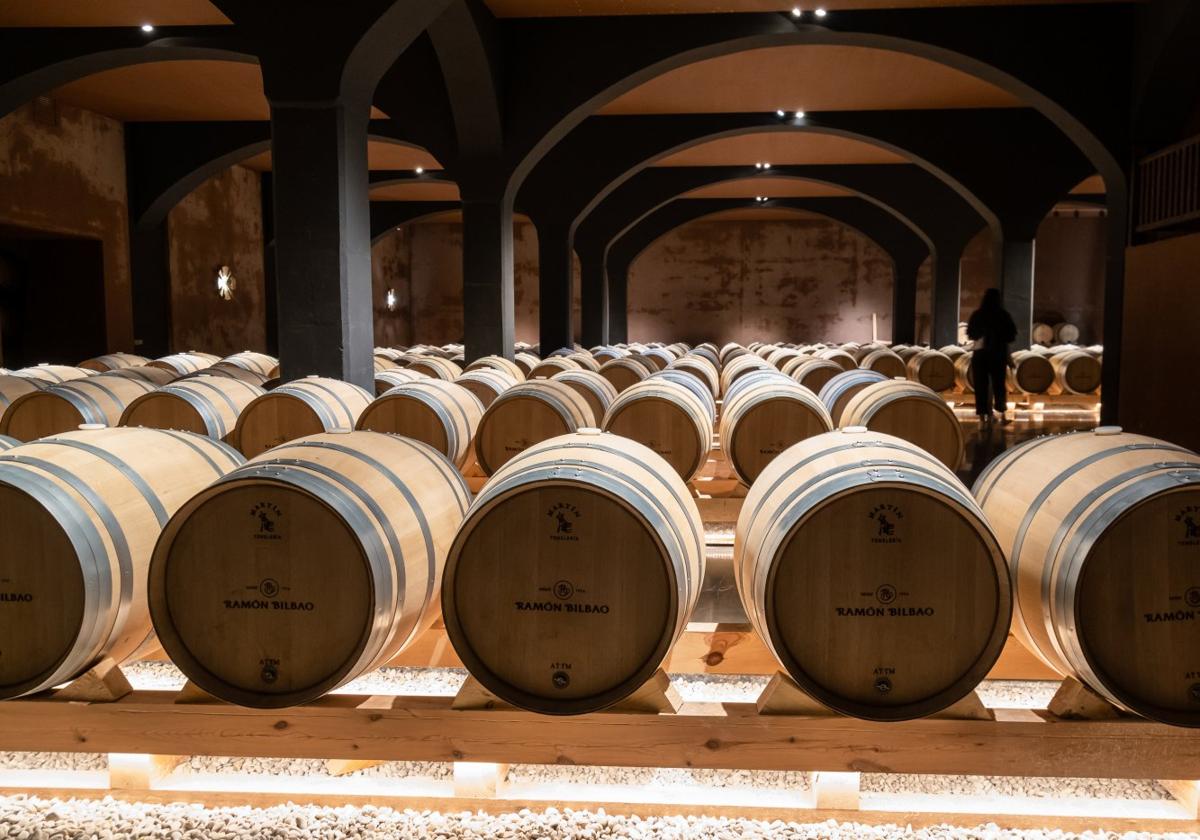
108 753 185 790
1048 677 1122 720
453 761 509 798
812 771 861 810
53 658 131 703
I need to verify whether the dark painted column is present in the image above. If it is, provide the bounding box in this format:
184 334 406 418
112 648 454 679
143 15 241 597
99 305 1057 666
269 99 374 388
1102 196 1128 425
579 249 608 348
128 222 171 357
607 261 629 345
891 259 921 345
461 190 515 362
260 172 278 357
932 249 963 348
536 221 574 353
1000 237 1036 351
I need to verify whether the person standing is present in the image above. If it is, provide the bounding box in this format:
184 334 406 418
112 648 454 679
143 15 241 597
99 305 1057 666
966 288 1017 425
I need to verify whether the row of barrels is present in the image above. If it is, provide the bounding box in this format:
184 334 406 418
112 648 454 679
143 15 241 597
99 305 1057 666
0 424 1195 728
942 345 1103 396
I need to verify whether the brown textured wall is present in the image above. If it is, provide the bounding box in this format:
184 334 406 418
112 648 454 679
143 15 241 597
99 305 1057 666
167 165 266 356
0 100 133 350
1120 232 1200 451
372 220 582 347
372 227 412 348
627 218 895 344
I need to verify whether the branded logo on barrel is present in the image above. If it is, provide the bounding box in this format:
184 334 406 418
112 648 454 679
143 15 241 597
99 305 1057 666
250 501 283 541
547 501 581 542
224 577 314 612
867 503 904 544
1176 506 1200 546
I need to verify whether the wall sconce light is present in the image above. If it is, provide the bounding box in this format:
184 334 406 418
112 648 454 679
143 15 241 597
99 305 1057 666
216 265 236 301
385 288 398 311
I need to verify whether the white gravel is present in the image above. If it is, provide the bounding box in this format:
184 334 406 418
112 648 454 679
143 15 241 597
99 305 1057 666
861 774 1171 801
172 755 452 781
1 795 1192 840
507 764 811 792
0 753 105 773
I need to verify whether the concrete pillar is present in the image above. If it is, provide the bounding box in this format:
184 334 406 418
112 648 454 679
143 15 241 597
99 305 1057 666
891 259 921 345
607 261 629 345
580 250 608 348
537 221 573 353
932 249 963 348
128 221 171 357
269 101 374 388
1000 237 1036 351
461 192 515 362
1102 196 1127 426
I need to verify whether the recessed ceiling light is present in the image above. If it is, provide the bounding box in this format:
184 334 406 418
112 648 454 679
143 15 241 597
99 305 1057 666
776 109 786 118
140 23 155 32
415 166 424 174
791 6 802 16
814 7 827 17
763 163 772 170
796 110 806 118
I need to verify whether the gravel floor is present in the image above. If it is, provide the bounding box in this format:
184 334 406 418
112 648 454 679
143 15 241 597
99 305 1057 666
0 796 1194 840
172 756 452 781
860 774 1171 801
507 765 811 793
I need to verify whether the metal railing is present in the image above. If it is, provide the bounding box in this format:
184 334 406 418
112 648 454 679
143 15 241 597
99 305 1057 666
1136 133 1200 233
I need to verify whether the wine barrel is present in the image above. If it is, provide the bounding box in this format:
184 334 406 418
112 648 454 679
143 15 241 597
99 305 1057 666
513 352 542 377
601 379 712 482
79 352 149 373
778 354 816 377
736 428 1010 720
723 368 792 407
591 347 628 363
719 354 772 396
13 364 93 384
1049 350 1102 395
374 347 405 362
1008 350 1055 394
200 364 267 387
689 345 721 369
789 358 844 395
149 431 469 708
567 352 602 373
841 380 964 471
719 343 748 365
598 357 649 393
905 350 956 393
719 379 832 485
457 368 518 408
851 343 887 363
214 352 278 380
407 356 461 381
234 377 373 457
374 356 399 373
667 356 720 401
0 427 243 699
641 348 676 370
356 379 484 470
0 435 18 451
0 375 157 441
552 369 619 423
465 355 525 382
0 375 45 413
475 379 594 475
895 346 923 362
1031 322 1055 345
860 349 907 379
108 365 177 386
374 367 427 397
149 352 219 377
649 369 717 424
119 375 264 444
954 352 975 392
443 430 704 714
973 428 1200 726
1054 322 1081 344
529 357 581 379
818 369 889 427
818 348 858 371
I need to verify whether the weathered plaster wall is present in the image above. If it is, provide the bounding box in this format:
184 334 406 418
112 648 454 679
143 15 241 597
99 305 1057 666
372 227 412 348
0 100 133 350
167 165 266 356
627 218 895 345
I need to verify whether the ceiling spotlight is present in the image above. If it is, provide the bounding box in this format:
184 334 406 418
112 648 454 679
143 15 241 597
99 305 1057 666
791 6 802 16
415 166 424 174
814 7 827 17
796 110 807 118
762 162 772 170
755 162 764 170
140 23 155 32
776 109 786 118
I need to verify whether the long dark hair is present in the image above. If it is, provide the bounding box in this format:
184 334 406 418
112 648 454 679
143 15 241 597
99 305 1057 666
981 288 1003 310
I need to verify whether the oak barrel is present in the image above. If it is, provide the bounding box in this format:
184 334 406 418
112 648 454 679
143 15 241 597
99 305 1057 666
1008 349 1055 394
213 352 278 380
0 435 17 451
513 352 542 377
475 379 594 475
407 356 462 381
456 368 519 408
356 379 484 470
13 364 93 384
973 428 1200 726
107 365 177 386
552 369 619 423
0 374 158 441
149 431 469 708
443 430 705 714
649 369 718 423
789 358 844 394
601 379 713 481
598 357 649 393
953 352 975 392
719 379 832 486
1054 322 1081 344
719 354 771 396
736 428 1011 720
529 356 581 379
667 356 720 400
1049 350 1102 395
1032 322 1055 344
0 375 45 413
840 380 964 471
149 352 219 377
119 375 266 443
818 369 889 427
818 348 858 371
905 350 956 393
79 352 149 373
374 367 427 396
464 355 525 382
234 377 373 457
0 427 243 699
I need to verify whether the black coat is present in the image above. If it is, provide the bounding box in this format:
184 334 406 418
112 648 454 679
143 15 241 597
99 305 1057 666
967 306 1017 356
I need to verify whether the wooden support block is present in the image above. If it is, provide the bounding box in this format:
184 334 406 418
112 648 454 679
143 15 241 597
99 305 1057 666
812 770 861 810
108 753 184 790
928 691 994 721
54 658 132 703
755 672 837 717
451 676 512 711
174 680 223 705
1160 779 1200 819
327 758 389 777
453 761 510 798
1047 677 1121 720
609 669 680 714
